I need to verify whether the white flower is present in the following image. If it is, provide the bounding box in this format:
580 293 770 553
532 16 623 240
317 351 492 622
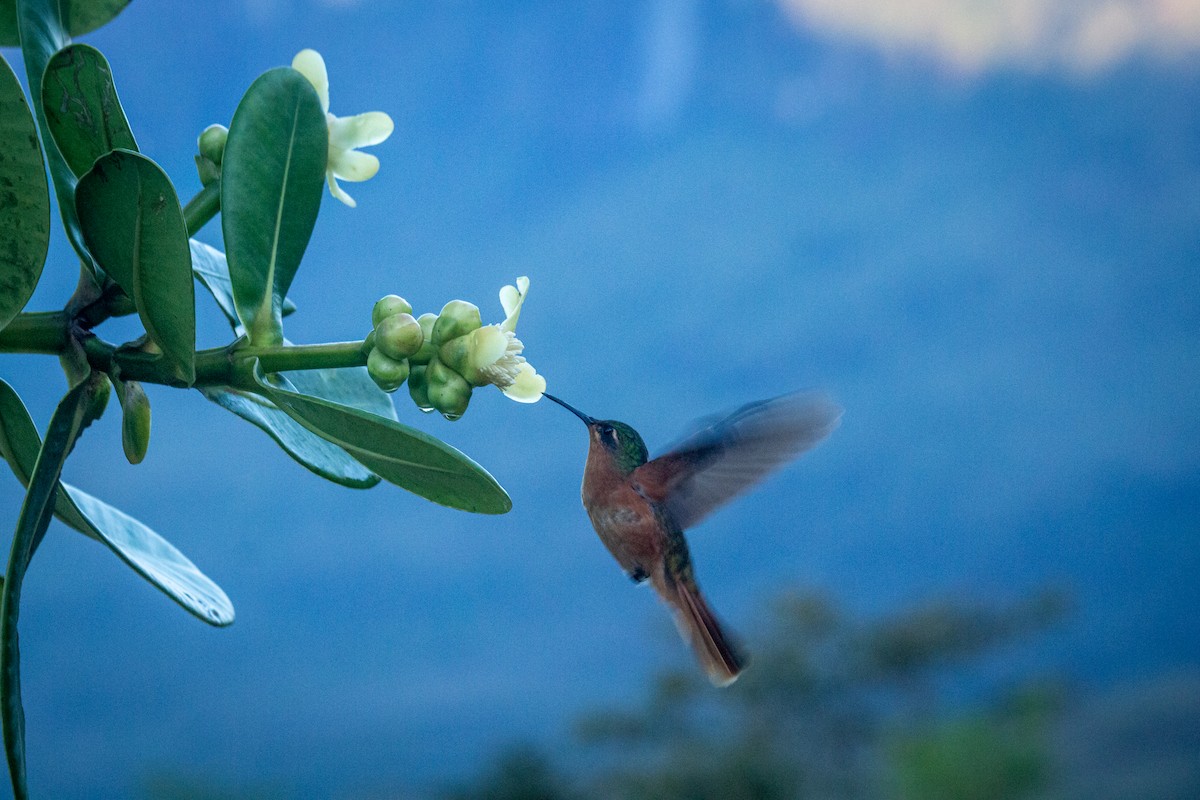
292 49 394 208
457 277 544 403
502 362 546 403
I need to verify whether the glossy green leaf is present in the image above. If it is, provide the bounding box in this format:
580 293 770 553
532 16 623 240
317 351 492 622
41 43 137 177
0 0 130 47
191 239 296 332
76 150 196 384
0 53 50 333
222 67 327 345
199 385 379 489
0 379 234 626
198 364 392 489
61 485 234 625
285 365 398 422
253 365 512 514
1 375 99 800
13 0 99 275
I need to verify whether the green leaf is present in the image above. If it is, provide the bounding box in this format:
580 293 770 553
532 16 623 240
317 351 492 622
191 239 295 333
221 67 327 345
0 382 39 495
13 0 99 275
285 365 398 422
0 53 50 333
200 361 392 488
0 379 233 626
1 374 100 800
61 485 234 626
0 0 131 47
253 364 512 514
76 150 196 384
199 385 380 489
40 43 137 177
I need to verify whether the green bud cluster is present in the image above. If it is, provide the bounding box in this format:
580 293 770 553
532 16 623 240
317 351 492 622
364 295 494 420
365 295 420 393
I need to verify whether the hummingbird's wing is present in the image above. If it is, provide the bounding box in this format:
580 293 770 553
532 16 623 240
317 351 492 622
632 391 842 530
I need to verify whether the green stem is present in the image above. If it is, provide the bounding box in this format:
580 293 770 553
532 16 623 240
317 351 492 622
0 312 69 354
2 312 368 388
235 341 368 374
183 181 221 237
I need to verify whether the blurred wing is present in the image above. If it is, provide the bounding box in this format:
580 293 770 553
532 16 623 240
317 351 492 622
632 391 842 530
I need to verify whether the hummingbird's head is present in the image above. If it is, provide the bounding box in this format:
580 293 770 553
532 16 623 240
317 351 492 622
543 393 649 474
589 419 649 475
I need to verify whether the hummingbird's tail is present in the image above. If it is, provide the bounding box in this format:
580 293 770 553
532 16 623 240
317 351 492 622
655 572 747 687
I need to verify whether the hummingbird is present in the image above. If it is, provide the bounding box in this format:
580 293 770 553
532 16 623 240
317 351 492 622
543 390 842 686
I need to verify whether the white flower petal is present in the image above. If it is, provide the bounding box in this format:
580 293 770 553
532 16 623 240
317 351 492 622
499 276 529 333
328 111 394 149
327 172 357 208
329 148 380 182
502 363 545 403
468 326 509 370
291 49 330 113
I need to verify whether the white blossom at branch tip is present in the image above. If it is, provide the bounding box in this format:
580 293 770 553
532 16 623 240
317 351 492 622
292 49 394 208
459 277 544 403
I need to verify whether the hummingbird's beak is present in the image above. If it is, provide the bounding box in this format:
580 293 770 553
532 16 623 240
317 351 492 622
542 393 596 426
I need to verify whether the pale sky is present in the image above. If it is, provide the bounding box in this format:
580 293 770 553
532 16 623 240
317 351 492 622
779 0 1200 73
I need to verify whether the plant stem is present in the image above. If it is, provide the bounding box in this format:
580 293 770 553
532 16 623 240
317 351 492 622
183 181 221 236
0 312 69 354
2 312 368 388
234 341 369 374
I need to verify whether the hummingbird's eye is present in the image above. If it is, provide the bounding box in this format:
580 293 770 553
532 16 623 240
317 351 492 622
598 424 618 448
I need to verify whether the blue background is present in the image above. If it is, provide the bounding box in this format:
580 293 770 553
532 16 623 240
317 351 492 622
2 0 1198 796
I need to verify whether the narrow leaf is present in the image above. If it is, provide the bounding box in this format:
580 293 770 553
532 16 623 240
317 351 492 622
1 375 99 800
0 52 50 332
76 150 195 384
0 379 233 625
1 0 130 46
253 365 512 514
41 43 137 177
191 239 295 333
222 67 326 345
14 0 98 274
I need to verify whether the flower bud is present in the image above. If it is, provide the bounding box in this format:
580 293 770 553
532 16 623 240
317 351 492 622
426 356 472 420
197 124 228 165
438 334 471 378
374 312 424 360
431 300 481 345
407 365 433 412
371 294 413 327
367 349 409 393
408 313 439 365
195 154 220 186
119 381 152 465
361 329 376 354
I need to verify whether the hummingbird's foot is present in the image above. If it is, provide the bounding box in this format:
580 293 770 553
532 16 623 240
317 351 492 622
628 566 649 584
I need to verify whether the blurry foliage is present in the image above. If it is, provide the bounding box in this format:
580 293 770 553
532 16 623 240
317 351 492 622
888 684 1061 800
446 587 1070 800
441 745 583 800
